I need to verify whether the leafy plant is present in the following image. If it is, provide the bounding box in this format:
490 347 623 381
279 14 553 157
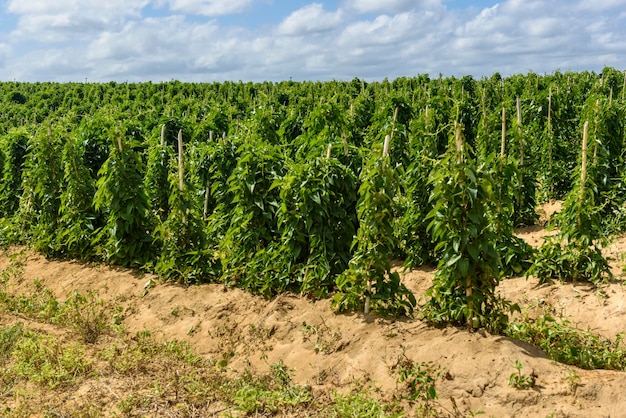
507 314 626 370
92 123 154 267
334 140 415 317
271 156 358 297
528 122 612 284
424 124 515 331
0 127 29 218
390 351 441 415
508 359 536 389
55 133 99 259
144 127 173 222
14 123 64 253
220 139 286 295
152 131 220 283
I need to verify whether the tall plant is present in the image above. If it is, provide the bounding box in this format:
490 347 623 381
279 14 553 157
528 122 612 284
0 128 29 218
424 123 513 331
270 156 358 297
93 124 153 267
333 136 415 317
144 124 174 222
16 123 64 253
55 134 98 259
153 130 219 283
220 140 285 295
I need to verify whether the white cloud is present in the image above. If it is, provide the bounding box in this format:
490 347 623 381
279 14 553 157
86 16 221 77
277 3 343 36
6 0 148 15
575 0 626 11
343 0 441 14
159 0 253 16
0 43 11 67
339 13 419 47
1 0 625 82
7 0 149 41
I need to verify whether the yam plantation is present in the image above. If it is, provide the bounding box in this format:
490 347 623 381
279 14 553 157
0 68 625 330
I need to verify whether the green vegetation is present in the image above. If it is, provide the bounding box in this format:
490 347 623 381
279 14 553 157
507 314 626 371
508 360 536 389
0 70 625 336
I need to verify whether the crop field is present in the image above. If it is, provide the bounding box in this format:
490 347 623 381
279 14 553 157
1 69 626 416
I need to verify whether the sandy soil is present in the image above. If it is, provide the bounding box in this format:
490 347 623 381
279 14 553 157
2 207 626 417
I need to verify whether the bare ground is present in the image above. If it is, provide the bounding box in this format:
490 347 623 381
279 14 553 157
2 208 626 417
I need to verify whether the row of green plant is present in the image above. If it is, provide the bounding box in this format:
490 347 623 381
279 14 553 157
2 68 624 202
0 69 624 323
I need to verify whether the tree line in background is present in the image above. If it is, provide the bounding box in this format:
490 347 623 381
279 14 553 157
0 67 625 330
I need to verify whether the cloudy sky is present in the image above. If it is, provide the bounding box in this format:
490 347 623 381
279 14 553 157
0 0 624 82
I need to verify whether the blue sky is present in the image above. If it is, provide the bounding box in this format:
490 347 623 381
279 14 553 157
0 0 624 82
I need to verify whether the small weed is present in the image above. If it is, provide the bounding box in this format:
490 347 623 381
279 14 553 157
301 319 343 354
210 323 241 353
0 249 26 285
117 394 151 415
0 280 115 344
62 290 110 344
507 314 626 370
565 368 581 393
0 323 27 360
509 360 536 389
11 333 92 388
232 360 312 414
389 350 441 415
1 285 62 322
329 388 403 418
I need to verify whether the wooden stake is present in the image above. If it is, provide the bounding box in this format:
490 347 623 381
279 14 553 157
203 179 210 219
341 132 349 156
455 121 463 163
547 88 553 193
390 107 399 142
500 107 506 159
383 134 391 158
326 143 333 159
547 88 552 132
481 88 487 142
177 129 184 191
581 121 589 189
622 70 626 103
516 97 524 166
593 100 599 165
160 124 165 147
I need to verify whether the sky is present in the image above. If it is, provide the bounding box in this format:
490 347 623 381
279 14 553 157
0 0 625 83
